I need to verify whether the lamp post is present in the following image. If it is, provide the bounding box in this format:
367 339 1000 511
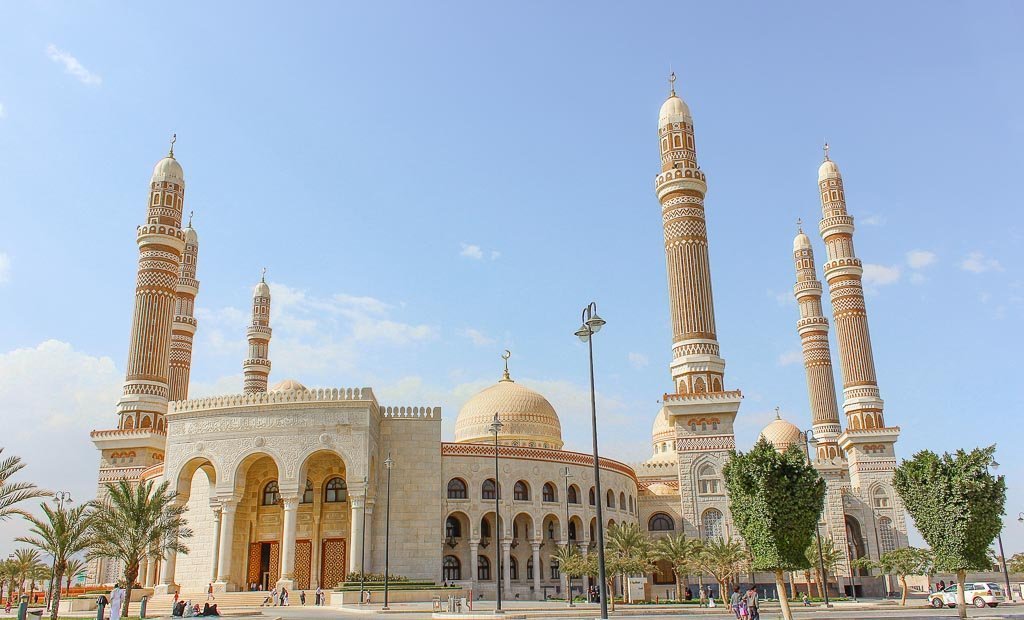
359 475 367 606
989 460 1013 601
382 454 393 610
575 301 608 620
46 492 72 612
845 539 858 602
800 431 830 608
563 466 574 607
489 413 504 613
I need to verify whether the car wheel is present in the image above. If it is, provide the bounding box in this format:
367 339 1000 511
931 597 944 608
974 597 986 608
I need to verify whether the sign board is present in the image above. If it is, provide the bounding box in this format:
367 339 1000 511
627 576 647 603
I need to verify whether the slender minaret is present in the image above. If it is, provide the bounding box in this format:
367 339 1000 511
243 270 272 393
116 136 187 431
792 222 842 460
656 72 727 395
168 212 199 402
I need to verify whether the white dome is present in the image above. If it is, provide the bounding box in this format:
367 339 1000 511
759 413 803 453
184 227 198 244
254 280 270 298
793 231 812 252
818 159 841 183
659 95 691 127
270 379 306 392
151 156 184 185
454 375 563 449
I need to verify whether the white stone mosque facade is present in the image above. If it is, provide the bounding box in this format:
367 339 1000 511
88 78 908 599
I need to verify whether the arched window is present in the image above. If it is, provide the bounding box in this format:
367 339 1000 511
702 508 724 541
443 556 461 581
588 487 596 506
698 465 721 495
568 485 580 504
262 481 280 506
480 518 491 539
477 556 491 581
514 481 530 501
550 559 560 580
878 516 896 554
445 516 462 538
606 490 614 508
629 495 635 514
527 557 537 580
140 416 152 429
447 478 468 499
542 483 557 503
619 492 626 510
649 513 675 531
325 477 347 502
568 521 577 540
547 520 556 540
509 556 518 581
482 479 500 500
301 480 313 504
123 416 135 430
872 487 890 509
589 520 596 542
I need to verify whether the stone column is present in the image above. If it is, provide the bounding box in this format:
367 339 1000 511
502 541 512 593
278 496 299 589
210 505 223 583
155 545 178 594
363 501 375 573
214 500 237 591
578 543 589 595
469 540 479 591
139 557 149 587
531 542 541 600
349 494 365 579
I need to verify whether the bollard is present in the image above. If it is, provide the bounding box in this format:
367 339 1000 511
140 595 148 619
96 595 107 620
17 596 28 620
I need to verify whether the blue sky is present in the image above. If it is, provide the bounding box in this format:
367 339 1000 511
0 2 1022 554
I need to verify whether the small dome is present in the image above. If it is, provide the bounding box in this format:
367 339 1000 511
270 379 306 392
454 375 562 449
759 413 803 453
793 231 812 252
254 280 270 298
650 408 676 461
659 95 691 127
184 227 198 244
818 159 841 183
151 156 184 185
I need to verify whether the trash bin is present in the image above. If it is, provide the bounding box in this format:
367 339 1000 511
140 595 148 619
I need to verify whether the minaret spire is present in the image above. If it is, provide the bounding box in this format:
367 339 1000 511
668 70 676 96
169 133 177 158
243 271 273 393
169 211 200 402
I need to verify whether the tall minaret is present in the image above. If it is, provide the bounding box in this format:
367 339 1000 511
168 212 199 402
653 73 742 540
792 222 842 460
656 72 727 396
817 145 900 487
243 271 272 393
116 136 187 431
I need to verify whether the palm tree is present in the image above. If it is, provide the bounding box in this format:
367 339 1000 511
653 533 702 600
27 565 49 604
63 558 88 597
604 522 654 609
0 559 19 605
12 549 45 601
17 502 95 620
698 538 746 604
0 448 49 520
551 544 583 606
87 479 192 619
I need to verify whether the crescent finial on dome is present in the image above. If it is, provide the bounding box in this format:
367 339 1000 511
500 349 513 382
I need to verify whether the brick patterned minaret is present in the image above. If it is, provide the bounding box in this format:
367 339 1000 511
117 137 187 431
792 223 842 460
168 213 199 402
243 271 272 393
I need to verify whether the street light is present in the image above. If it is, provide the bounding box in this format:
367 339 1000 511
359 475 367 606
46 492 72 612
489 413 504 613
989 460 1013 601
382 454 393 611
801 431 830 608
575 301 609 620
563 466 574 608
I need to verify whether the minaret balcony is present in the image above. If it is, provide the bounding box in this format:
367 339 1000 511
818 215 854 238
793 280 823 296
243 358 272 369
247 325 272 338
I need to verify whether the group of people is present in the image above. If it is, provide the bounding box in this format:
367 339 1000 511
728 586 760 620
171 600 219 617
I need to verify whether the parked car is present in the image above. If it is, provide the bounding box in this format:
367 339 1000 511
929 582 1005 608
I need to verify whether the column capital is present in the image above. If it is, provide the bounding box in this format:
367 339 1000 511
281 495 300 510
217 497 239 512
530 541 541 551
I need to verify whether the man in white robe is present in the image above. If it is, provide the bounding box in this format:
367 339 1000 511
109 586 125 620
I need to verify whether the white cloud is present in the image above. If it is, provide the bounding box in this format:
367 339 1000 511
906 250 937 269
46 44 102 86
460 328 495 347
777 350 803 366
961 251 1002 274
460 243 483 260
0 252 10 283
627 352 649 369
860 214 885 226
862 263 901 289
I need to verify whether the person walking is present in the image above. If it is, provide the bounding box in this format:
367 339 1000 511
699 586 708 607
745 586 760 620
730 586 742 618
207 583 215 601
299 590 306 605
315 586 323 606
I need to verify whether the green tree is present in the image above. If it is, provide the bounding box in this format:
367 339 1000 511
551 544 582 605
653 533 702 600
724 439 825 620
804 535 842 598
893 446 1005 620
604 522 654 608
852 547 928 606
11 549 45 601
0 449 50 521
0 559 19 604
1007 553 1024 575
62 558 88 596
698 538 746 604
17 502 95 620
87 480 192 618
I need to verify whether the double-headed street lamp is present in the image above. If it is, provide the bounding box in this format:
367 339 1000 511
800 431 830 608
489 413 504 612
574 301 608 620
46 492 72 612
382 454 393 611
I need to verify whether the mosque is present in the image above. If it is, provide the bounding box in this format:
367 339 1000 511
88 76 908 599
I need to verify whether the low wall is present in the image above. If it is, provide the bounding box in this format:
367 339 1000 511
332 588 467 606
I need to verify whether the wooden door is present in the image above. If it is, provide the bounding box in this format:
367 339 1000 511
320 538 347 589
295 540 312 590
247 543 261 587
268 541 280 586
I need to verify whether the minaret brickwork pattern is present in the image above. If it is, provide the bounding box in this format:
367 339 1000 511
656 74 727 395
792 226 842 459
117 143 187 431
169 217 199 402
243 274 272 393
817 148 886 431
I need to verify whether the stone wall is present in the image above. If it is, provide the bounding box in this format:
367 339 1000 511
175 466 216 592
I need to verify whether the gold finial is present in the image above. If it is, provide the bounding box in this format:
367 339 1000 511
774 406 781 420
500 349 513 382
188 210 194 228
796 217 803 233
823 141 830 162
668 71 677 97
169 133 177 158
261 267 267 283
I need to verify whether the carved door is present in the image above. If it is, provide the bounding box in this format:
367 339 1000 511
295 540 312 590
268 541 280 586
247 543 261 587
320 538 347 589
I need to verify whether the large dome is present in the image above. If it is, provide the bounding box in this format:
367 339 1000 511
659 94 691 128
759 412 803 453
151 156 184 185
454 371 563 449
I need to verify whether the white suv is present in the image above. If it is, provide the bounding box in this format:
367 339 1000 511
929 582 1006 608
